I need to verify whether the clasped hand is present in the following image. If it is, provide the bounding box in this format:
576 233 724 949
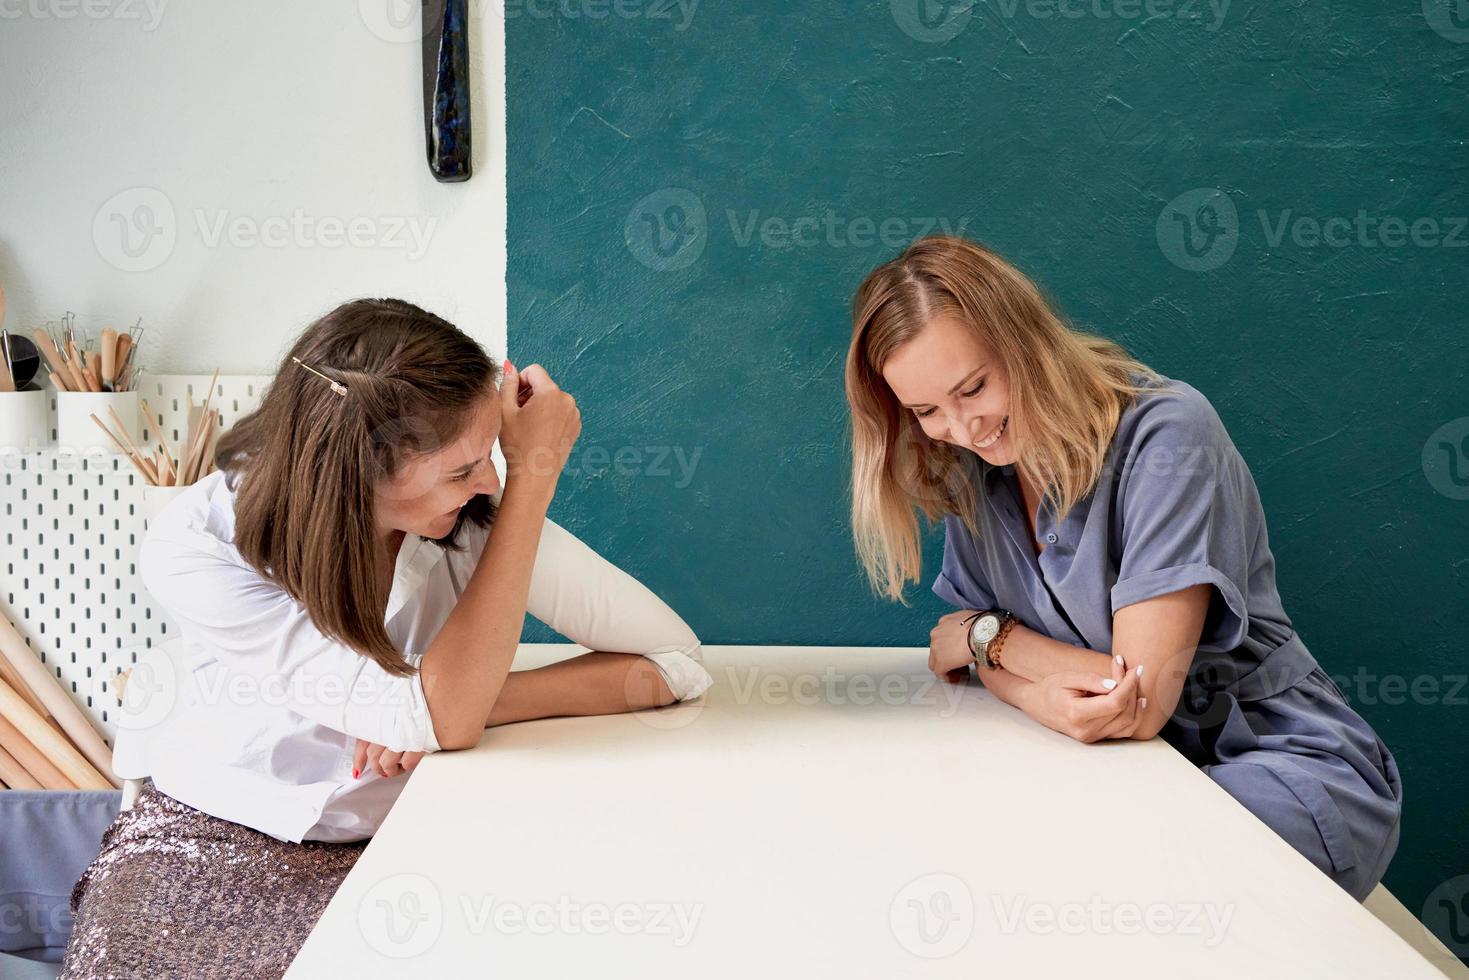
928 609 1148 743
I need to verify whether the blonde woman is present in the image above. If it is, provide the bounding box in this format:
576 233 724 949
845 235 1402 902
61 299 711 979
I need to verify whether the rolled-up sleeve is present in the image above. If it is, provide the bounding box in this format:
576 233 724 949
139 522 441 754
1109 388 1253 652
527 517 713 701
932 514 1000 611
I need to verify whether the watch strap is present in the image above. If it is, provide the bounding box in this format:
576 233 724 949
984 616 1018 669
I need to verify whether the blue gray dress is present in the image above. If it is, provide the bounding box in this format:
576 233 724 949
931 372 1403 902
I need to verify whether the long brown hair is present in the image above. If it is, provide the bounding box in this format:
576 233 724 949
846 235 1162 603
215 298 499 677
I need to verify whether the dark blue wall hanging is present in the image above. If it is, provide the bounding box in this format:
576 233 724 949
423 0 471 182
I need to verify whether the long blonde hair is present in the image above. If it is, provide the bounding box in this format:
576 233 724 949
845 235 1161 602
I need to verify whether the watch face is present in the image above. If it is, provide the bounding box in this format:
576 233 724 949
973 615 1000 644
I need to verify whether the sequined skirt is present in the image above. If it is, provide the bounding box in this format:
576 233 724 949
59 778 367 979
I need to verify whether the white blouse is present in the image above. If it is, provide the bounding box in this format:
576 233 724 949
137 469 713 844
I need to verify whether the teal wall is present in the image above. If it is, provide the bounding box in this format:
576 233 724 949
508 1 1468 951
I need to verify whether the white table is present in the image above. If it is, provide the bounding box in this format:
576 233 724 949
286 645 1441 979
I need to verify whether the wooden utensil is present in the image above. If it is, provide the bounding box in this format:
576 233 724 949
101 327 118 390
30 329 72 392
115 333 135 391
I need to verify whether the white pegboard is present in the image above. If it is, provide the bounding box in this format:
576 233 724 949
1 373 273 746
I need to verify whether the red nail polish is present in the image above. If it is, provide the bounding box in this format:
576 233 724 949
352 768 359 779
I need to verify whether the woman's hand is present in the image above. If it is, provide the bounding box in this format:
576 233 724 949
929 609 979 682
353 738 426 780
498 360 581 497
1019 654 1148 744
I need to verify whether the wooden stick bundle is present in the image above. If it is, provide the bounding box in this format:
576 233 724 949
0 615 118 789
87 368 220 487
34 321 142 393
0 711 75 790
0 674 112 790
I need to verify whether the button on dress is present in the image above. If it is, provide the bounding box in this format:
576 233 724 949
931 372 1403 901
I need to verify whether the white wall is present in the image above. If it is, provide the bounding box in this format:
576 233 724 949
0 0 506 374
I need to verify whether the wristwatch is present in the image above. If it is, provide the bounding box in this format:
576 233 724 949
966 609 1016 669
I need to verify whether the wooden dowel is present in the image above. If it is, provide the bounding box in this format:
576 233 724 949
0 648 50 721
0 616 120 787
89 414 155 483
0 675 111 790
140 397 181 480
0 744 41 790
0 711 75 790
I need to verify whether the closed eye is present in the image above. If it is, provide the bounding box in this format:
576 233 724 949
450 455 488 482
914 380 985 418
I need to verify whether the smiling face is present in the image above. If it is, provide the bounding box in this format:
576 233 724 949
880 312 1016 465
373 387 503 541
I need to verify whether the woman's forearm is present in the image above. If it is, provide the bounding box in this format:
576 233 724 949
485 652 676 728
997 622 1114 683
972 663 1034 711
421 482 554 749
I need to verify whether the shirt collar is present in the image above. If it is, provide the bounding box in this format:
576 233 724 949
385 533 447 622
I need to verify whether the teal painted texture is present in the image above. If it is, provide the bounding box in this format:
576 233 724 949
508 0 1468 953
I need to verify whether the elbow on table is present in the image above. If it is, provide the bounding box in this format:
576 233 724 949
1127 716 1166 741
431 716 482 752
